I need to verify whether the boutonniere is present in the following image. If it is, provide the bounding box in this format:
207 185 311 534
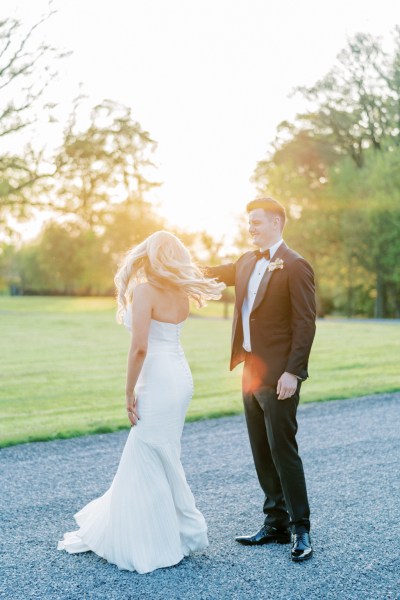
268 258 284 272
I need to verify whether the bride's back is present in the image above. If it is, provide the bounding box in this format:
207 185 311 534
149 284 190 324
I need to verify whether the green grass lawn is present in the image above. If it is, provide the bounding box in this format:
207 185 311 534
1 296 399 447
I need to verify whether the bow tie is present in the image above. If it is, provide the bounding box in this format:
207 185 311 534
254 248 271 260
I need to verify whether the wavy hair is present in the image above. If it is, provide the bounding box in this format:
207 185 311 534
114 231 225 323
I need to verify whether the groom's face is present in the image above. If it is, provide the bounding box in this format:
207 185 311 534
248 208 279 250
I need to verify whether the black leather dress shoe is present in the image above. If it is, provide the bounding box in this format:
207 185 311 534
236 525 291 545
291 532 313 561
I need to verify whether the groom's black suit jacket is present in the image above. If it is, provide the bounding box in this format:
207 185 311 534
209 242 316 387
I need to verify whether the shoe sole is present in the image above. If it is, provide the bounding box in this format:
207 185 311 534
291 550 313 562
236 536 291 546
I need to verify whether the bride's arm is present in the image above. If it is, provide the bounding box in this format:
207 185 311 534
125 284 152 426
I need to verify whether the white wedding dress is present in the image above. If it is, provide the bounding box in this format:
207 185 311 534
58 314 208 574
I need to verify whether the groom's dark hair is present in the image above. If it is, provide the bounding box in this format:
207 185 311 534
246 197 287 230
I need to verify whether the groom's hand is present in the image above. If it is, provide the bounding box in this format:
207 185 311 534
277 372 298 400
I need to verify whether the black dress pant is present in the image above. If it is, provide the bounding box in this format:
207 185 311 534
242 358 310 533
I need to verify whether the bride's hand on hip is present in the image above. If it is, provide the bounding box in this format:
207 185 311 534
126 393 140 426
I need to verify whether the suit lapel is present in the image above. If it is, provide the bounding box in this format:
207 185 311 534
236 253 257 309
251 242 289 314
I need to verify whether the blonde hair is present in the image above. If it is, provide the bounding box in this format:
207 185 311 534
114 230 225 323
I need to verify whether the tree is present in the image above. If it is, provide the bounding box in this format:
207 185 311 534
8 198 167 296
330 150 400 317
0 10 68 225
52 99 160 228
253 30 400 317
15 221 112 295
102 198 165 260
292 31 400 167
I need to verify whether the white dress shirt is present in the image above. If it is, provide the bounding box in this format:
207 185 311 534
241 239 283 352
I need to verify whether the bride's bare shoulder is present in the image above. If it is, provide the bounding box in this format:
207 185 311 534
134 282 154 293
132 283 157 305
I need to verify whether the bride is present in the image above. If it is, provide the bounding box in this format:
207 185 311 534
58 231 224 573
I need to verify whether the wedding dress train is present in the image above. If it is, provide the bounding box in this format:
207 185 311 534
58 317 208 574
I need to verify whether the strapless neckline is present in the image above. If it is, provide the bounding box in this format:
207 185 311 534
151 318 185 326
123 308 186 332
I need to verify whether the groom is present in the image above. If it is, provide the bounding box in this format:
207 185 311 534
207 197 316 562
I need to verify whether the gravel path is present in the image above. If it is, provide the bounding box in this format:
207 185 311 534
1 393 399 600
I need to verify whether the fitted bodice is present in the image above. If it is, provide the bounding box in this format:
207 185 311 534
123 309 184 351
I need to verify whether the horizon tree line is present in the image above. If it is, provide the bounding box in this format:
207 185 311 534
1 11 399 317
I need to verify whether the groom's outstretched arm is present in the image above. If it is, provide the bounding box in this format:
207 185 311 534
204 263 236 286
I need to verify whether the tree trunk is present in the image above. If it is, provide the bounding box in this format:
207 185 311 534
374 272 387 318
345 256 355 317
388 282 400 318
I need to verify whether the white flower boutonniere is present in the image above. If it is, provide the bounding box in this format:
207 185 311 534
268 258 284 272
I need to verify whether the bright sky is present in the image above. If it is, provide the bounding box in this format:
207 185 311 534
2 0 399 245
